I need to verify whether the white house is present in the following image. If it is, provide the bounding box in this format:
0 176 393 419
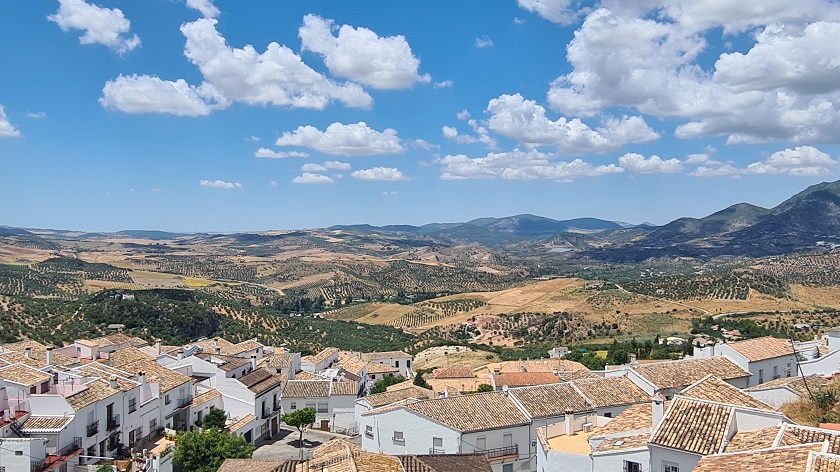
621 356 752 398
695 336 798 387
300 347 340 373
281 380 358 434
746 375 828 408
362 351 414 379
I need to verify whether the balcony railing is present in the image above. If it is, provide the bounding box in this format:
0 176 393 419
429 447 445 455
176 395 193 409
57 437 82 457
262 409 272 419
107 414 121 431
274 402 281 412
86 421 99 437
30 459 45 472
475 444 519 460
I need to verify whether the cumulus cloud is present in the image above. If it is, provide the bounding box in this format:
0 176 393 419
351 167 410 181
618 153 684 173
0 106 21 138
200 179 242 189
323 161 351 170
301 163 327 172
692 146 837 177
457 110 471 121
546 3 840 143
299 14 429 90
438 148 623 180
100 74 228 116
26 112 46 119
293 172 334 184
48 0 140 54
517 0 583 25
410 139 437 150
685 153 721 166
275 122 404 156
270 180 278 186
442 120 498 149
254 148 309 159
434 80 454 89
186 0 219 18
487 93 658 154
475 36 494 48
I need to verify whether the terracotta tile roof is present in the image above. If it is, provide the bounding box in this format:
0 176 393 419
592 433 650 453
694 443 823 471
192 389 221 407
188 338 238 356
75 339 98 347
597 402 660 436
330 381 358 396
809 451 840 471
633 357 751 390
682 374 774 410
198 353 251 372
117 357 193 393
239 368 282 395
572 376 650 408
725 427 782 453
726 336 796 362
0 363 51 386
218 459 295 472
494 372 559 388
66 378 121 411
334 355 367 376
229 340 264 355
386 379 416 392
364 386 434 408
480 359 588 375
778 424 840 454
650 397 732 455
299 438 403 472
0 341 75 368
76 365 138 391
108 346 154 368
20 416 73 433
509 383 591 419
283 380 330 398
426 377 488 395
399 453 492 472
90 333 148 348
259 352 298 370
294 371 328 381
401 391 530 433
362 351 411 362
559 369 600 382
747 375 828 398
365 363 400 374
303 347 339 365
229 414 256 433
433 366 476 379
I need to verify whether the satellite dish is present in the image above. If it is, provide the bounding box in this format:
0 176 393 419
502 385 509 395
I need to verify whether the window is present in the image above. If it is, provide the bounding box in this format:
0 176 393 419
663 462 680 472
604 412 612 418
395 360 400 368
758 369 764 384
165 394 171 405
15 451 23 456
624 461 642 472
128 397 137 413
773 365 779 380
502 465 513 472
787 362 792 377
393 431 404 443
149 418 157 431
503 433 513 447
433 437 443 448
365 425 374 439
407 359 411 368
317 402 328 413
289 401 297 411
476 437 486 450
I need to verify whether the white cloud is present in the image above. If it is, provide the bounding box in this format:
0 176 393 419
301 163 327 172
685 153 722 166
442 121 498 149
439 148 623 180
270 181 278 187
618 153 684 173
181 18 372 110
351 167 410 181
293 172 334 184
323 161 351 170
100 74 228 116
254 148 309 159
546 4 840 143
457 110 470 121
487 93 658 154
410 139 437 150
691 146 837 177
245 136 260 142
514 17 527 25
475 36 495 48
48 0 140 54
434 80 454 89
299 14 429 90
0 106 21 138
26 112 46 119
517 0 582 25
200 179 242 189
275 122 404 156
382 190 398 196
186 0 219 19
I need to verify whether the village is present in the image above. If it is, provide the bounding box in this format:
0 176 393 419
3 329 840 471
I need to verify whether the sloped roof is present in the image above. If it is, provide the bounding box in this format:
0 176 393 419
747 375 828 398
365 363 399 374
21 416 73 433
299 438 402 472
682 374 774 410
218 460 296 472
108 346 154 368
433 366 476 379
0 363 50 386
229 414 256 433
399 453 492 472
633 357 750 390
509 383 591 419
116 356 192 393
192 389 221 407
592 433 650 453
230 339 264 355
90 333 148 348
0 341 75 368
726 337 796 362
66 379 121 411
572 376 649 408
283 380 330 398
239 368 282 395
480 358 587 375
302 347 339 365
362 351 411 361
597 402 661 436
694 443 823 471
725 427 782 453
493 372 559 388
650 397 732 455
402 391 530 433
259 352 299 370
778 424 840 454
364 386 433 408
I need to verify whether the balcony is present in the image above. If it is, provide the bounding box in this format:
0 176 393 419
86 421 99 437
429 447 445 455
475 444 519 460
107 414 121 431
57 438 82 457
274 402 281 412
176 395 193 409
30 459 45 472
261 409 272 419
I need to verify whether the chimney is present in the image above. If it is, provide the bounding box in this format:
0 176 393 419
520 364 527 373
24 347 32 359
46 347 53 367
138 371 146 385
250 355 257 371
629 354 637 365
652 394 665 428
155 339 161 356
109 376 118 390
214 338 221 354
564 408 574 436
177 349 184 361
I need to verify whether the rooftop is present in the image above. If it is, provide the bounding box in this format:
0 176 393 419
302 347 339 365
282 379 356 398
508 383 591 419
259 351 299 370
650 397 732 455
546 430 597 455
572 376 650 408
363 386 433 408
747 375 828 398
493 372 560 388
633 356 750 390
20 416 73 433
682 374 774 410
239 368 282 395
361 350 411 362
694 443 823 471
0 363 51 386
89 333 148 348
404 391 530 433
596 402 660 436
726 336 796 362
116 356 193 393
66 378 121 411
591 433 650 453
108 346 154 368
725 427 782 453
192 389 222 407
480 358 588 375
229 414 256 433
398 453 492 472
365 362 400 374
432 366 476 379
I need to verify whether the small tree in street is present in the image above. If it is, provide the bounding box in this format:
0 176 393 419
173 428 253 472
282 407 317 460
198 407 228 431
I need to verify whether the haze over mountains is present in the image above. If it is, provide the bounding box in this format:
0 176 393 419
3 179 840 260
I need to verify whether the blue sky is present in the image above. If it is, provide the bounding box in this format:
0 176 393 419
2 0 840 232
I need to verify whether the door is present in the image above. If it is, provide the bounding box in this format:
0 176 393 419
320 420 330 431
476 437 486 451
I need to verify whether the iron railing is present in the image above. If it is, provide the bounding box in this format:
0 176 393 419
86 421 99 437
475 444 518 460
57 437 82 457
429 447 445 455
107 414 121 431
30 459 45 472
177 396 193 409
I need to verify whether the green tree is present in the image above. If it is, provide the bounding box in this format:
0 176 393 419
282 407 317 460
95 464 114 472
413 371 431 389
370 375 406 394
476 384 493 393
199 408 228 431
173 428 253 472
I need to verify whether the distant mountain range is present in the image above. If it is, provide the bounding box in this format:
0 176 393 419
5 179 840 260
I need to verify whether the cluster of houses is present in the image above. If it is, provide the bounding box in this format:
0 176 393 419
8 330 840 471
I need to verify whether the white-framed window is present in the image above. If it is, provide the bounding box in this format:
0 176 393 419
393 431 404 443
476 436 486 450
663 461 680 472
624 461 642 472
128 397 136 413
317 402 328 413
787 362 792 377
433 437 443 447
289 401 297 410
502 464 513 472
773 365 779 379
758 369 764 384
365 425 374 439
149 418 157 431
165 394 171 405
